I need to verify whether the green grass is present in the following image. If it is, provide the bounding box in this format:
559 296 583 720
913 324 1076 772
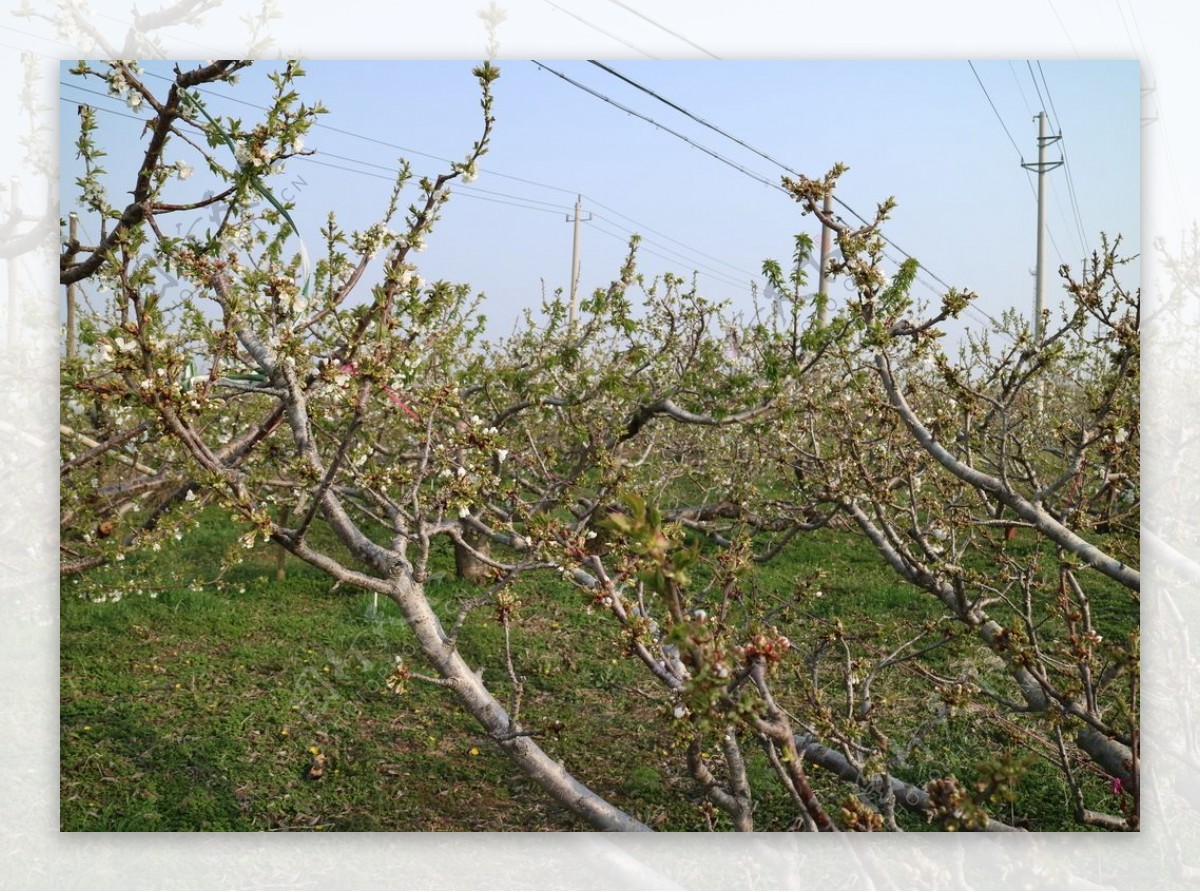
61 511 690 831
61 510 1136 831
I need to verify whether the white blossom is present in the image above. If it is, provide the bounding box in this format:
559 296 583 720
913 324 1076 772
81 180 105 211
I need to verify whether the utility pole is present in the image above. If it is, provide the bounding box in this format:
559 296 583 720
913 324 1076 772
1021 111 1062 343
566 194 591 331
66 212 78 360
816 191 833 327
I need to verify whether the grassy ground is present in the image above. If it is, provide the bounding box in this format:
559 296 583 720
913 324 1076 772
61 511 694 831
60 511 1136 831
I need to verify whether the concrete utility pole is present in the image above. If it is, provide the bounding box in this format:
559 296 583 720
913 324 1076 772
566 194 591 331
816 191 833 327
1021 111 1062 343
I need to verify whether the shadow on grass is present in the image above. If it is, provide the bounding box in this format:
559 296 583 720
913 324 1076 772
61 702 244 831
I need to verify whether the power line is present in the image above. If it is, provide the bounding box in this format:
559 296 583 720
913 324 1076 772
1044 0 1081 58
1008 62 1035 117
1028 63 1081 256
93 10 222 54
1025 61 1050 118
70 63 1003 329
1 22 81 50
588 213 751 290
538 0 657 58
456 184 573 213
586 218 753 298
1012 129 1065 268
585 60 815 197
1007 60 1065 262
66 83 760 289
586 57 935 270
936 67 1041 324
1035 63 1089 257
1111 0 1184 222
1025 168 1067 268
600 0 720 59
305 148 758 293
1013 65 1074 264
66 95 572 223
443 189 572 217
311 150 576 211
588 60 787 170
1112 0 1147 73
165 82 757 278
292 155 568 217
1123 0 1155 74
62 79 158 115
1033 62 1063 134
571 60 965 302
140 68 582 199
543 61 962 305
69 69 763 299
532 60 784 194
0 39 53 55
139 60 972 314
139 68 456 168
967 61 1024 161
59 95 148 125
586 197 758 279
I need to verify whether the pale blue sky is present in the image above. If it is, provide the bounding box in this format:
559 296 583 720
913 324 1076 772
61 59 1140 342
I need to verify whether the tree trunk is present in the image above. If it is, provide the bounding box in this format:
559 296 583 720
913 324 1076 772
387 574 651 831
454 522 491 584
